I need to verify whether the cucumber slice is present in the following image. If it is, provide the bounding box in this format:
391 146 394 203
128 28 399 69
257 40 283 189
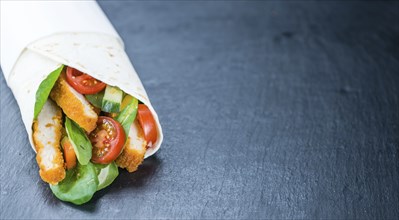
85 90 104 108
102 85 123 113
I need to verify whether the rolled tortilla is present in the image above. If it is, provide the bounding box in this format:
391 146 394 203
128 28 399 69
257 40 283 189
0 1 163 158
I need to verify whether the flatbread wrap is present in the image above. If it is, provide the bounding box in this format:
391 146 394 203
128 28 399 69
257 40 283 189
1 1 163 204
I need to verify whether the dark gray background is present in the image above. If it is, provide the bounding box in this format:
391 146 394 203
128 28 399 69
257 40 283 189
1 1 398 219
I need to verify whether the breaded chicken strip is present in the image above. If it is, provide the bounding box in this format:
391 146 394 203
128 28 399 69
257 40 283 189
50 72 98 132
33 100 65 184
116 121 147 172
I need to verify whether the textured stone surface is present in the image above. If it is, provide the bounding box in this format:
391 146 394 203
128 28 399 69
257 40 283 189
1 1 398 219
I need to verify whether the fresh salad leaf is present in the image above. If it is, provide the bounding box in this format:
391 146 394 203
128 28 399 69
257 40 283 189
115 95 138 137
85 90 104 108
33 65 64 119
120 94 134 110
93 162 119 191
65 117 92 165
50 162 98 205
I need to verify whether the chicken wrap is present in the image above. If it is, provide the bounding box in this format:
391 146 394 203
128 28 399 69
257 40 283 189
1 1 163 204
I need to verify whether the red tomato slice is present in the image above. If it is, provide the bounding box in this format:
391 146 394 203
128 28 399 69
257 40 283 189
137 104 158 148
89 116 126 164
61 137 77 170
66 66 106 94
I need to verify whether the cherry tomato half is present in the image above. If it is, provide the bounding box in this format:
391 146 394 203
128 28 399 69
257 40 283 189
137 104 158 148
61 137 77 170
89 116 126 164
66 66 106 94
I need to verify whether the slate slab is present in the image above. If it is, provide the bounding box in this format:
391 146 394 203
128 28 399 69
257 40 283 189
1 1 398 219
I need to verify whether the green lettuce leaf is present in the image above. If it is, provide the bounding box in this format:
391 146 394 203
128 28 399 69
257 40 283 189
115 96 138 137
50 162 98 205
65 117 92 165
34 65 64 119
85 90 104 108
93 162 119 191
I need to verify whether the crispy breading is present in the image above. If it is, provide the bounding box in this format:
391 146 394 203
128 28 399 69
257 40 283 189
32 100 65 185
116 121 147 172
50 72 98 132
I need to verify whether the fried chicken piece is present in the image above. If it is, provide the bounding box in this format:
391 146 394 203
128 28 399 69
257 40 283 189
50 72 98 132
32 100 65 184
116 121 147 172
